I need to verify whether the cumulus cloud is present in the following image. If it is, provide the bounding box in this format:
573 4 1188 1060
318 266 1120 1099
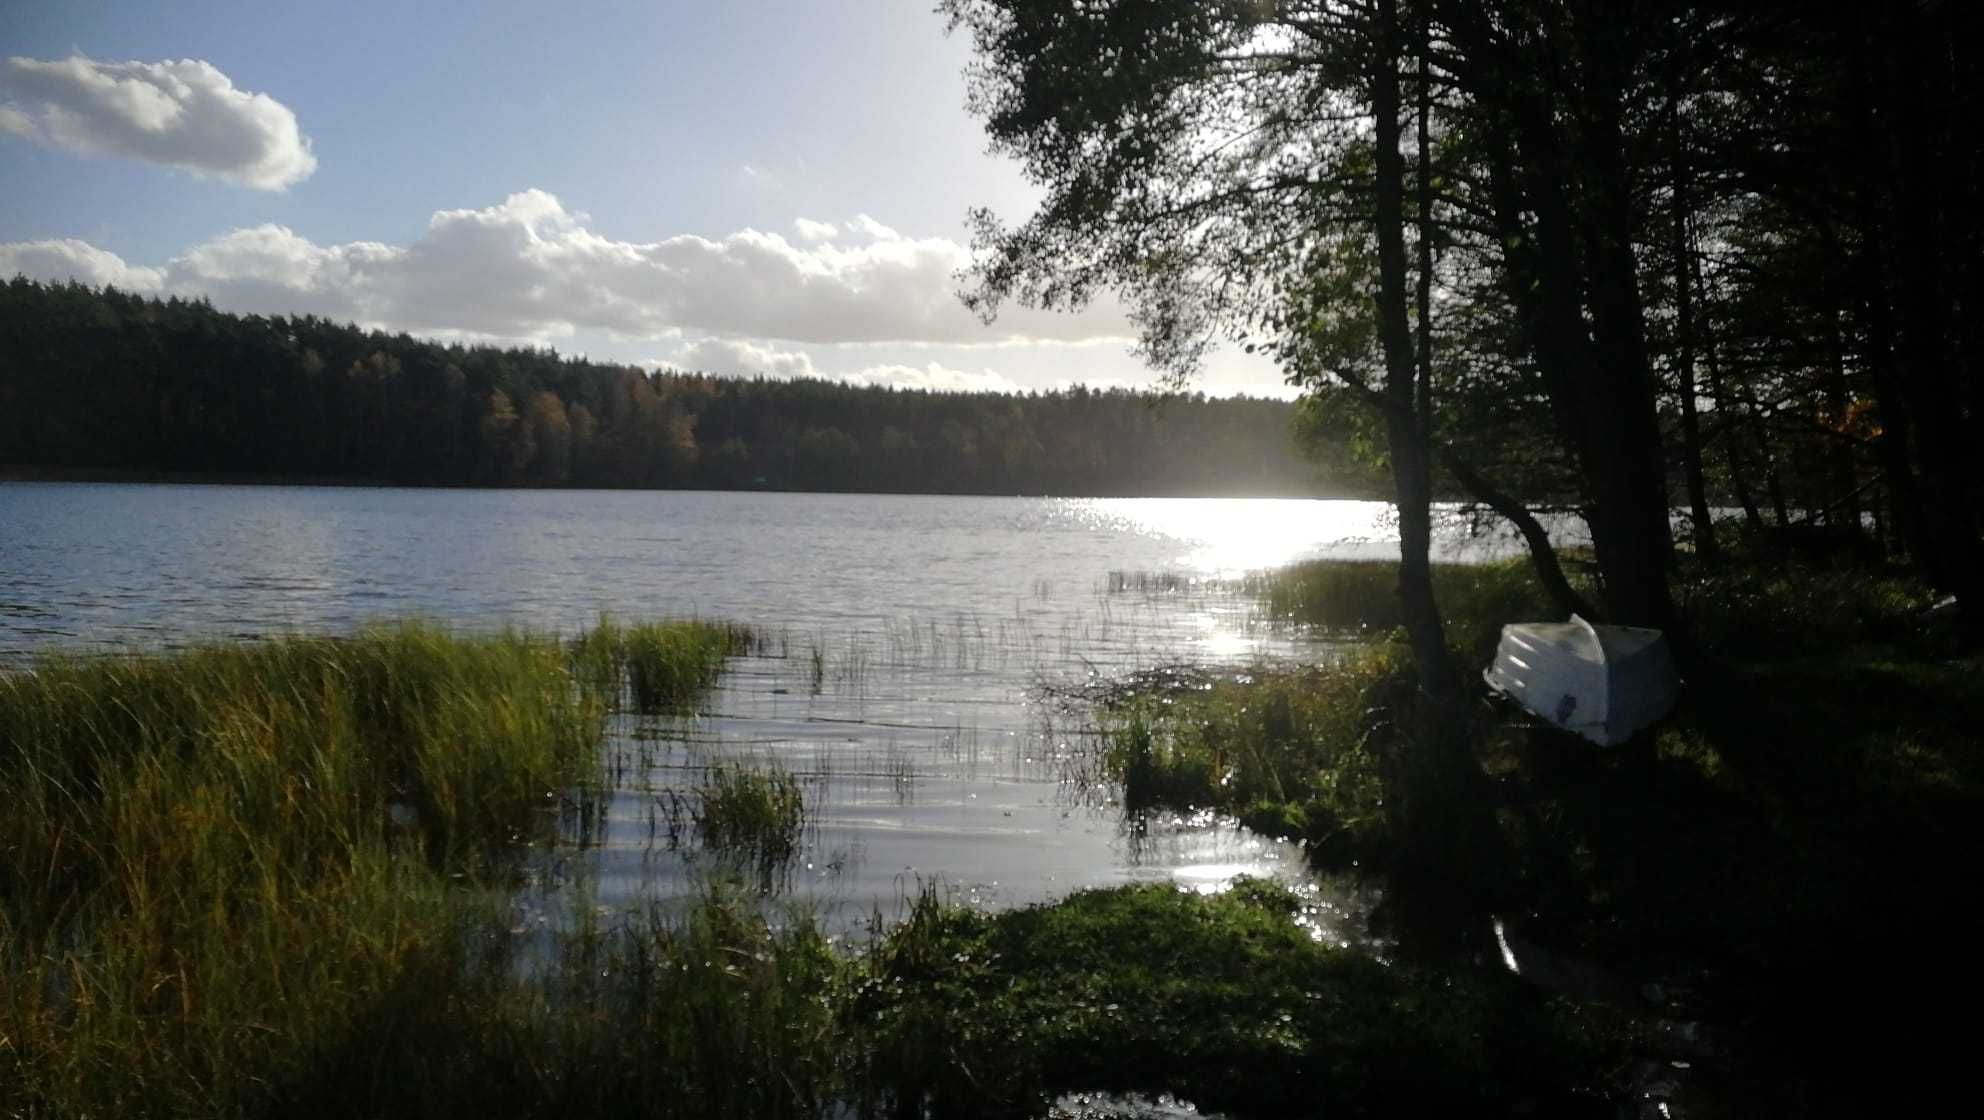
0 54 315 190
847 214 900 241
651 338 1025 395
0 189 1132 347
837 362 1025 395
793 218 838 242
0 238 165 290
670 337 818 378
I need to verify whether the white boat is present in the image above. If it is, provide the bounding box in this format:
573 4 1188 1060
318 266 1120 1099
1482 614 1678 746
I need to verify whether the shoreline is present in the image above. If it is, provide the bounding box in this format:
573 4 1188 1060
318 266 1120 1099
0 464 1361 500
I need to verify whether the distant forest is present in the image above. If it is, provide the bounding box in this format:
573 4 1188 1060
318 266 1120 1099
0 280 1348 496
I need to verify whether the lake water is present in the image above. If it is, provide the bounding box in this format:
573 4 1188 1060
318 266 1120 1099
0 483 1535 938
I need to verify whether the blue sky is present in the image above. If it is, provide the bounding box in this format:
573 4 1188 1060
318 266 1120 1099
0 0 1286 395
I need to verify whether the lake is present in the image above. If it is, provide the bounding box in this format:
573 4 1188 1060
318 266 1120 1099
0 483 1533 938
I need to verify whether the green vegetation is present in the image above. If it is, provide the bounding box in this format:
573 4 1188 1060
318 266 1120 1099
687 763 809 887
0 620 1634 1118
854 879 1618 1117
1091 552 1984 1109
1248 556 1575 658
1105 647 1406 868
0 621 753 1118
0 278 1339 497
572 616 757 713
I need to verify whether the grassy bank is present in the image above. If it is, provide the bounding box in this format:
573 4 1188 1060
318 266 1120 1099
0 621 753 1118
853 878 1619 1117
1105 550 1984 1109
8 558 1970 1115
0 619 1630 1117
1247 556 1576 657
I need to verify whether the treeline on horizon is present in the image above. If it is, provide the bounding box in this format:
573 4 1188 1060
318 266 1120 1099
0 278 1352 497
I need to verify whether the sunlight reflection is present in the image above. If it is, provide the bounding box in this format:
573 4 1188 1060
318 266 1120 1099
1076 498 1398 576
1195 632 1257 660
1171 862 1265 894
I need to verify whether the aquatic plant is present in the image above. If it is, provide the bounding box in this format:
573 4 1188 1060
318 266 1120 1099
1097 647 1408 867
0 606 1624 1119
0 620 754 1119
1247 557 1568 658
570 616 756 713
692 763 809 887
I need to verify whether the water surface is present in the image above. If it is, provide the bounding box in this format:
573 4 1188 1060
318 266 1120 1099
2 483 1529 933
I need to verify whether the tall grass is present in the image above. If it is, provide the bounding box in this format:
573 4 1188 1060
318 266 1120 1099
570 617 757 713
658 762 811 889
1248 558 1569 658
0 619 755 1118
0 616 1633 1116
1101 646 1411 865
1678 563 1936 657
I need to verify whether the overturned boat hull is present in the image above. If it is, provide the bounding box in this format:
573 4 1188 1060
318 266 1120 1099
1483 614 1678 746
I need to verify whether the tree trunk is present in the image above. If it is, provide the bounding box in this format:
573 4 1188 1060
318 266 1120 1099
1440 448 1598 620
1470 2 1680 635
1371 0 1494 932
1692 240 1765 533
1672 150 1717 559
1567 0 1678 631
1374 0 1457 706
1880 1 1984 623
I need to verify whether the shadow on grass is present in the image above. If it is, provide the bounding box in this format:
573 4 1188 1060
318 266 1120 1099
1492 639 1984 1112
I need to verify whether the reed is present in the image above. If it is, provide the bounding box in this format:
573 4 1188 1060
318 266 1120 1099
694 763 809 886
1099 646 1410 865
0 620 755 1118
571 616 756 713
1247 557 1566 657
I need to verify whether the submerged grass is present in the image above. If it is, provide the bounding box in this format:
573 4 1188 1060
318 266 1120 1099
683 762 810 889
570 616 756 713
1248 556 1572 657
0 619 759 1118
1102 647 1409 868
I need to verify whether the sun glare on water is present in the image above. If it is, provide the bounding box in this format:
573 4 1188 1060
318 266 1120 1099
1090 497 1399 576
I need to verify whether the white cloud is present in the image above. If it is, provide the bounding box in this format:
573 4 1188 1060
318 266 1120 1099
837 362 1025 395
669 337 819 378
0 55 316 190
0 238 164 290
652 339 1024 395
848 214 900 241
793 218 838 242
0 189 1134 347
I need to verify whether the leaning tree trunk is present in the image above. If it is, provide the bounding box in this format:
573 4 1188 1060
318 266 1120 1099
1369 0 1498 935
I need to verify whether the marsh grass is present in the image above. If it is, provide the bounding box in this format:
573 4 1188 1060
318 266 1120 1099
572 617 757 713
688 762 810 888
0 619 761 1118
1095 647 1409 867
1248 557 1570 657
0 611 1645 1118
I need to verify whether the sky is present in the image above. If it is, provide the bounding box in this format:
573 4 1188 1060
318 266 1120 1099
0 0 1290 397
